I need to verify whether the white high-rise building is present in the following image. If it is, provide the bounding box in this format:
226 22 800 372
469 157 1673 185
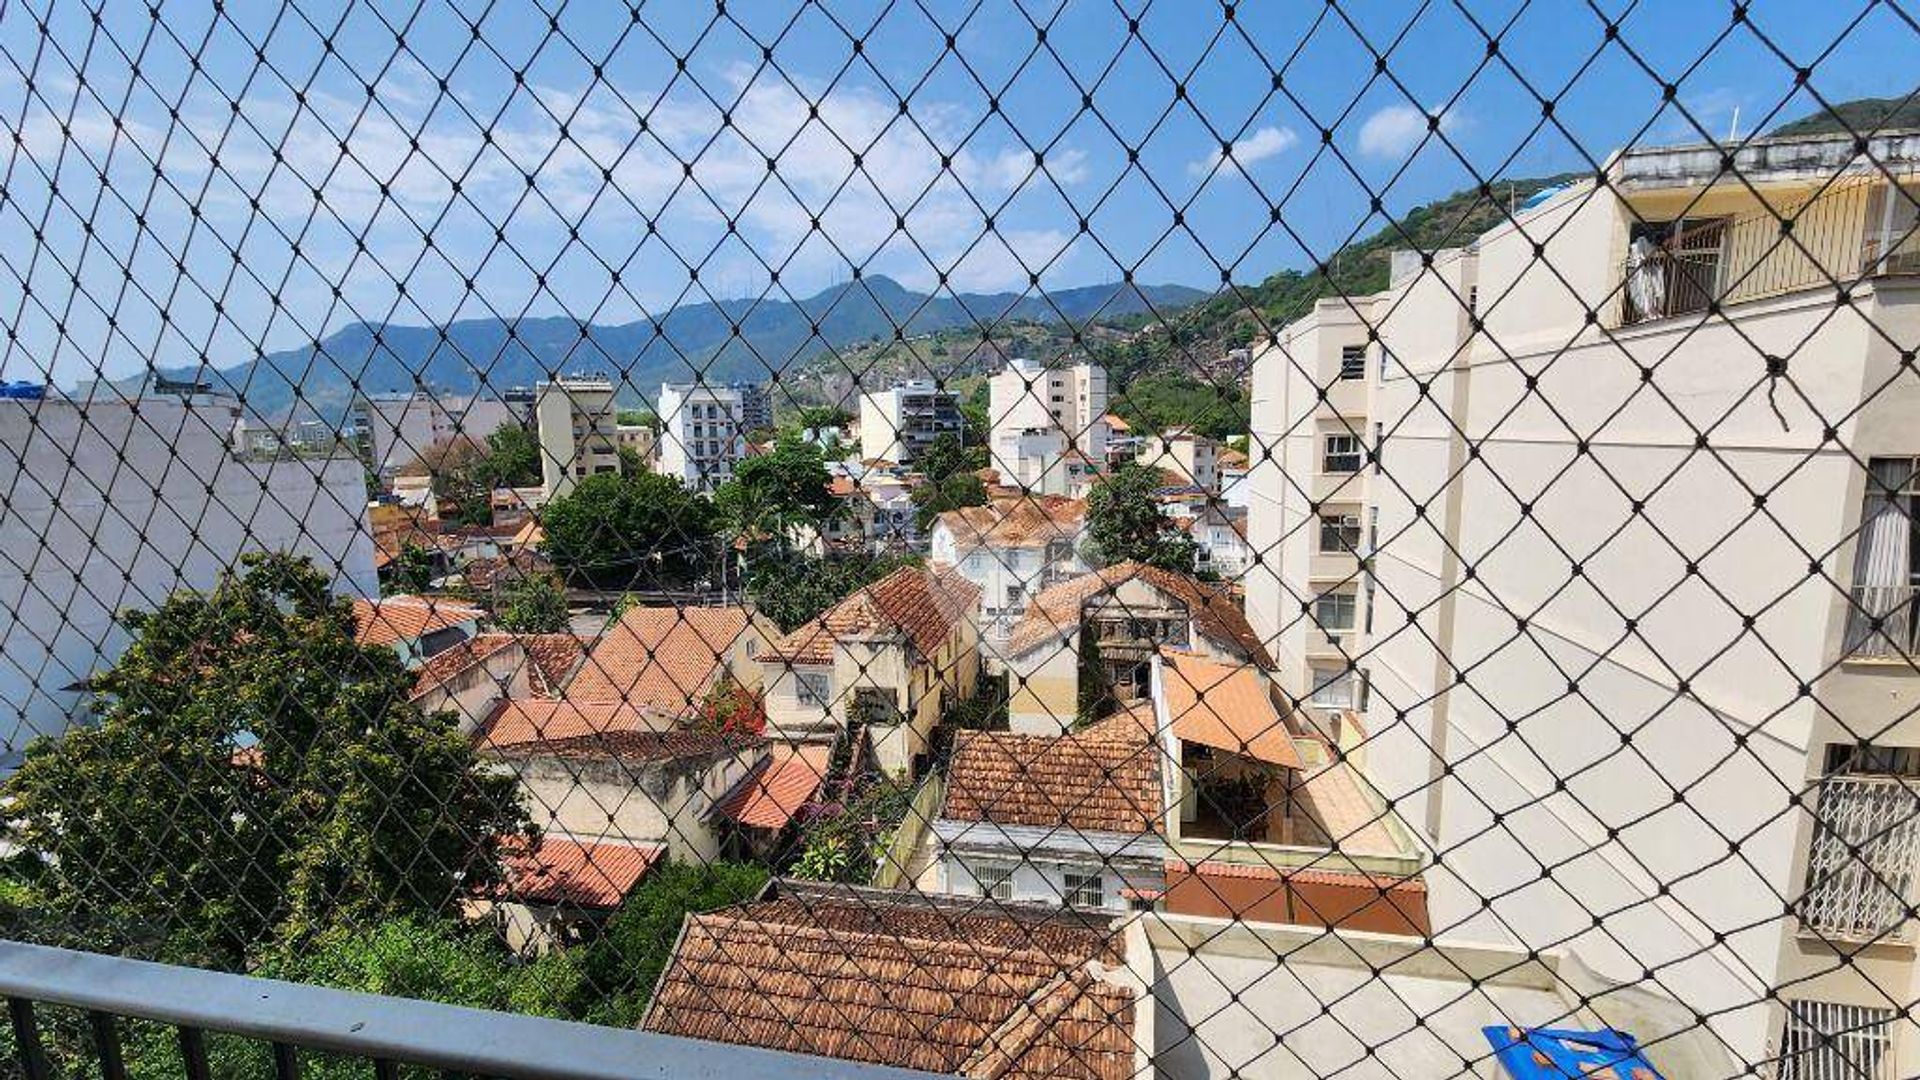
351 389 519 477
657 382 747 493
857 380 963 466
0 388 376 767
1246 131 1920 1074
988 359 1108 492
534 375 620 500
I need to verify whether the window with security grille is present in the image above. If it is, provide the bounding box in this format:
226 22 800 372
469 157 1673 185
796 672 833 710
1062 872 1105 910
1777 1002 1894 1080
1320 513 1363 553
1799 747 1920 942
969 862 1015 902
1322 433 1364 473
1309 666 1355 710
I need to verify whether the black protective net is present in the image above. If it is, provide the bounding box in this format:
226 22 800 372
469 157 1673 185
0 2 1914 1078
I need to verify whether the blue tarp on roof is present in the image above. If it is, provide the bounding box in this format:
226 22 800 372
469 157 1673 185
1484 1026 1665 1080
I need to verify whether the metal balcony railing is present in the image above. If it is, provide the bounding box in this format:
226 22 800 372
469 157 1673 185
0 940 938 1080
1797 775 1920 944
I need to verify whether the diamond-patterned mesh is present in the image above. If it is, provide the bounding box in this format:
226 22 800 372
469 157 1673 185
0 3 1914 1079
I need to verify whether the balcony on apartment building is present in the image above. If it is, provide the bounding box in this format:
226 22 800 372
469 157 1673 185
1841 455 1919 665
1613 134 1920 327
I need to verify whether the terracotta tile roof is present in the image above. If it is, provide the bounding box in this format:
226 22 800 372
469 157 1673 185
409 633 517 699
1164 857 1425 892
498 833 662 909
408 633 584 700
945 727 1163 835
935 495 1086 551
1004 561 1272 666
1293 758 1405 857
1158 649 1302 769
714 742 833 830
520 633 586 695
643 884 1134 1079
763 564 980 666
509 520 544 548
353 595 484 648
567 606 752 716
477 699 759 762
463 549 555 592
1102 413 1129 433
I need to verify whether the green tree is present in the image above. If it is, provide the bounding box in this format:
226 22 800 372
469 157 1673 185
391 542 438 594
745 550 922 633
911 470 988 531
541 471 718 590
1083 460 1200 573
494 574 571 633
476 422 542 489
566 861 769 1026
4 553 530 968
915 432 968 484
1109 374 1250 441
711 435 839 548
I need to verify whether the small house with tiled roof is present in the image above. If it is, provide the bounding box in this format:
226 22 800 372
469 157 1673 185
480 832 663 955
474 698 764 866
643 879 1142 1080
929 495 1089 654
352 594 483 665
1001 561 1271 735
566 605 775 724
758 563 981 776
409 631 584 732
920 647 1429 933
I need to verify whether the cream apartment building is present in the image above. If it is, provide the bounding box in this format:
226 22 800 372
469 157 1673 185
1248 131 1920 1075
534 375 619 499
989 358 1110 488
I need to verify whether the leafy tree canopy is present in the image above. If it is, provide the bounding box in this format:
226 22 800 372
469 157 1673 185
711 434 839 547
541 471 718 591
746 549 922 633
911 470 988 532
493 573 571 633
1083 460 1200 573
565 860 769 1026
3 552 530 968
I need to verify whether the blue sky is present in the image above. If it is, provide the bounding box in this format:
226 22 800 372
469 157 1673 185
0 0 1914 383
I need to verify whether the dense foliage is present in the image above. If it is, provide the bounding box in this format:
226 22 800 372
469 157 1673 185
911 469 989 531
565 860 770 1026
1082 461 1200 573
1108 374 1250 441
3 553 529 968
493 573 571 633
711 435 839 547
789 777 915 886
541 470 719 590
745 549 922 632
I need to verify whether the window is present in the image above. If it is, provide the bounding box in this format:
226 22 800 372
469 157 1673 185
1798 748 1920 942
1339 344 1367 380
796 671 832 709
1006 583 1025 608
1062 871 1104 909
1309 666 1354 709
1844 456 1919 659
970 862 1015 902
1315 590 1357 632
1322 433 1362 473
1778 1001 1893 1080
1320 513 1362 553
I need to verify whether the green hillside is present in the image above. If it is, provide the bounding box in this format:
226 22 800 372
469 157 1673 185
1770 91 1920 137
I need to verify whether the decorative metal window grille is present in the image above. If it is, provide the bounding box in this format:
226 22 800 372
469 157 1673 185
1062 872 1105 910
970 863 1014 903
1777 1001 1894 1080
1799 773 1920 942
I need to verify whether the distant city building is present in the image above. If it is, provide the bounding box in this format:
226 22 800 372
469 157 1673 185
615 423 656 467
0 391 376 766
1137 427 1220 492
857 380 963 465
351 388 518 477
988 359 1108 493
656 382 750 493
534 375 619 499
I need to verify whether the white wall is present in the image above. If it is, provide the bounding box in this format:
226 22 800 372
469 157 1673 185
0 396 376 766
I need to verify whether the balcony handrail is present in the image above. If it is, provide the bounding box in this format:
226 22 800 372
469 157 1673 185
0 939 941 1080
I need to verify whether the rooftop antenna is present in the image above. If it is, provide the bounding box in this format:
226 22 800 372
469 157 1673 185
1728 106 1741 144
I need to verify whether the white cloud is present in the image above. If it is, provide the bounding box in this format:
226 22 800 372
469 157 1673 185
1187 125 1298 177
1357 104 1463 159
982 146 1088 190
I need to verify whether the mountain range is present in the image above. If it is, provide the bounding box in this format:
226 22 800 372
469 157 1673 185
144 277 1206 422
